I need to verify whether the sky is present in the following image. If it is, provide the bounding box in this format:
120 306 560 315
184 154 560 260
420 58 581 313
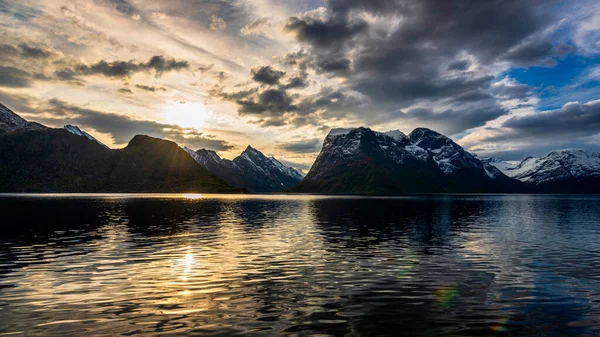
1 0 600 170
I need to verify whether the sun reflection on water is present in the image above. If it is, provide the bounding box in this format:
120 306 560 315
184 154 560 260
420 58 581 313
183 193 203 199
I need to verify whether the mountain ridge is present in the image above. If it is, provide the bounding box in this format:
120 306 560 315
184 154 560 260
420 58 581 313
485 149 600 193
184 144 304 192
0 104 239 193
292 126 524 194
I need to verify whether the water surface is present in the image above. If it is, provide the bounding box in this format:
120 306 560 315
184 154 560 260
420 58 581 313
1 194 600 336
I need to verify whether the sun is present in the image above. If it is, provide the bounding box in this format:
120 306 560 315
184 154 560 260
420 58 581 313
164 101 210 129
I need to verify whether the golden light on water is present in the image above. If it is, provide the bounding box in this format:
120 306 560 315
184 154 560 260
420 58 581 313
184 252 194 272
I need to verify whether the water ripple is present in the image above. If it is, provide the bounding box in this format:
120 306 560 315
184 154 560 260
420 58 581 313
0 194 599 336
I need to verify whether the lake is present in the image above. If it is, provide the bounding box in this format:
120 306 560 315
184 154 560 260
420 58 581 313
0 194 599 336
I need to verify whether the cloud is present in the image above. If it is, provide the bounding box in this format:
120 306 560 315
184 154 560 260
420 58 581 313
276 158 312 171
284 16 367 48
14 97 234 151
0 66 34 88
66 55 189 79
17 43 55 59
315 58 351 75
0 0 42 22
251 66 285 85
502 100 600 138
491 80 532 100
399 106 507 135
135 84 167 92
501 38 576 67
210 15 227 30
238 89 296 116
282 76 308 89
448 60 470 72
241 17 272 36
459 99 600 159
213 0 573 132
278 138 322 153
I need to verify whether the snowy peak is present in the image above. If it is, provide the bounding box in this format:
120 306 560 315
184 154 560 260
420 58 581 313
383 129 408 142
236 145 304 179
407 127 480 174
0 103 46 133
293 126 522 193
185 147 226 167
326 128 355 140
490 149 600 185
184 145 304 192
64 125 108 148
409 128 455 151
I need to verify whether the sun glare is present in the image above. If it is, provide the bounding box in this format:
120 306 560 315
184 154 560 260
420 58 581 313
183 193 203 199
164 102 210 129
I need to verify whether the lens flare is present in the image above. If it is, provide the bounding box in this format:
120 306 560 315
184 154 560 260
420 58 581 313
434 286 458 307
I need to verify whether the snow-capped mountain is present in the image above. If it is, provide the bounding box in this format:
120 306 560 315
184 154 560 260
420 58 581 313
184 145 304 192
0 103 46 133
64 125 109 149
485 149 600 192
291 127 522 194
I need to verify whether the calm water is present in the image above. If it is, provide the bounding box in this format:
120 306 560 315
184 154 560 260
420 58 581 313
1 194 600 336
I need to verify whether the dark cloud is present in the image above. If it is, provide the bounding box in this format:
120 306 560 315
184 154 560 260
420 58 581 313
254 0 566 130
251 66 285 85
0 90 38 114
238 89 295 116
502 38 556 67
502 100 600 138
58 55 189 79
315 58 350 75
400 105 507 135
278 139 322 153
117 87 133 94
284 16 367 48
135 84 167 92
18 43 54 59
282 76 308 89
448 60 470 72
0 66 33 88
0 43 56 60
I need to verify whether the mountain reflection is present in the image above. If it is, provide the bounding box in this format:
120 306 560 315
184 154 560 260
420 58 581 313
0 195 600 336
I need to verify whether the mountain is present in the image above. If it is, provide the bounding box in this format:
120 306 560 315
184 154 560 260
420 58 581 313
184 145 304 192
64 124 109 149
0 104 238 193
485 149 600 193
0 103 46 132
291 127 523 194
